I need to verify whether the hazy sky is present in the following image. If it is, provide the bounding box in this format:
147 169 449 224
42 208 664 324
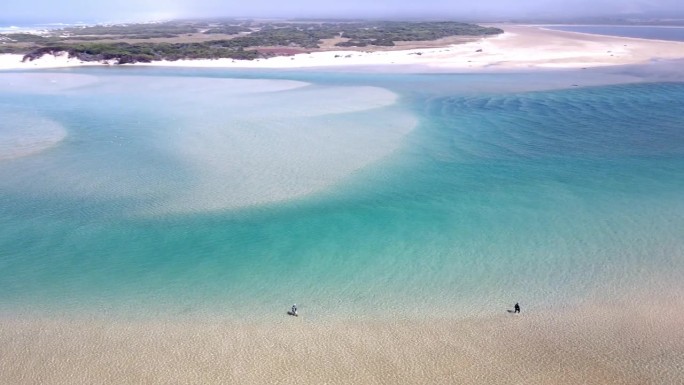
3 0 684 23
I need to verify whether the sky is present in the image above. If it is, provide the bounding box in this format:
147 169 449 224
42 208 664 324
2 0 684 23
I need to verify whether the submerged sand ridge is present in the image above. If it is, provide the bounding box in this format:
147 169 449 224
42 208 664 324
1 299 682 384
0 112 67 160
147 81 416 213
0 74 416 214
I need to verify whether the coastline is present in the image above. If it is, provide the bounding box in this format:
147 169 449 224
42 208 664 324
3 23 684 385
2 296 682 384
1 25 684 72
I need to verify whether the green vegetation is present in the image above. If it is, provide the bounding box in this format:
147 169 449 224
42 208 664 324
1 19 503 64
23 42 261 63
336 21 501 47
1 33 53 43
231 25 338 48
0 45 31 54
61 21 200 37
203 26 252 35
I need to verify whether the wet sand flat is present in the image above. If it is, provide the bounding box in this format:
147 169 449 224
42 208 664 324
2 299 682 384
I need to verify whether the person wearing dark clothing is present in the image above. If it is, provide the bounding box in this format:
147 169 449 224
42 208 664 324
514 303 520 313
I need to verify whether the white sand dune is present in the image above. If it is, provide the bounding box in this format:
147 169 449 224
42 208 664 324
0 51 99 70
2 25 684 72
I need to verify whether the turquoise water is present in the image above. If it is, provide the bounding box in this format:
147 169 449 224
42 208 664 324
545 25 684 42
1 68 683 320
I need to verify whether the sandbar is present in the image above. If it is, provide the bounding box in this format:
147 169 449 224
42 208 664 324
1 25 684 71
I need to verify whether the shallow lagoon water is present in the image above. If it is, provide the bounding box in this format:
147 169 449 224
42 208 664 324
545 25 684 42
0 67 682 320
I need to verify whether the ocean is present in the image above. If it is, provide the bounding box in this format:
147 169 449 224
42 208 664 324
1 67 683 321
0 21 81 34
544 25 684 42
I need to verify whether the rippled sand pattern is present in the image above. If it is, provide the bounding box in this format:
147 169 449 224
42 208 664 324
1 299 682 385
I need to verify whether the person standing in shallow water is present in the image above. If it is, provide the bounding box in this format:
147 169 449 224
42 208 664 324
514 303 520 313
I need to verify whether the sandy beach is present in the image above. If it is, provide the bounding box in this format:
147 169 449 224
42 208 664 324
2 25 684 71
2 294 682 384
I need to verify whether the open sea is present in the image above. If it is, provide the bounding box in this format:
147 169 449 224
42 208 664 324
545 25 684 42
0 67 683 321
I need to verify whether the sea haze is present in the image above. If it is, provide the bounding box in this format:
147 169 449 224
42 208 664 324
0 68 683 320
